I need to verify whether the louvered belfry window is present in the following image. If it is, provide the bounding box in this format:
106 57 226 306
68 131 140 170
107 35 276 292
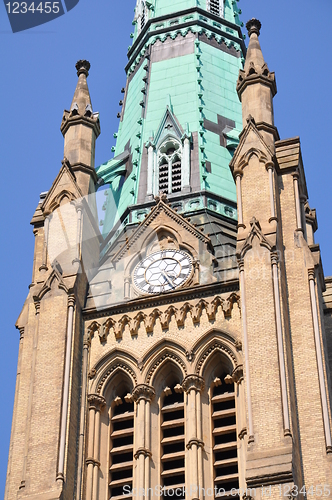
141 7 145 30
109 394 134 500
160 384 185 499
211 375 239 499
158 140 182 195
209 0 220 16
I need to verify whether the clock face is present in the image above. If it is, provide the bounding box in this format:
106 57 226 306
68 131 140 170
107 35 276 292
133 249 193 294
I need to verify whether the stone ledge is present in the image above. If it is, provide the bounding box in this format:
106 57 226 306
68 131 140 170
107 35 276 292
246 445 293 487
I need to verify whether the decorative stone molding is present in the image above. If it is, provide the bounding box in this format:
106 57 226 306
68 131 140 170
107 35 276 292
112 197 211 264
132 384 155 402
33 266 69 303
237 217 273 260
271 251 279 266
68 295 76 308
195 341 238 375
232 364 244 384
235 340 242 351
146 352 187 384
182 374 205 393
88 293 241 344
186 438 204 450
85 457 100 468
225 365 244 385
33 299 41 315
308 268 315 281
97 363 138 394
134 447 152 459
238 427 247 440
87 394 106 411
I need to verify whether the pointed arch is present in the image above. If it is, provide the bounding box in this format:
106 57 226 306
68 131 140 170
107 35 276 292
33 267 69 302
192 328 241 377
92 349 138 396
143 342 188 385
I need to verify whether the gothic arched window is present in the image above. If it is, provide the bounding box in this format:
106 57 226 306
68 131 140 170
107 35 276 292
157 139 182 195
109 389 134 500
160 382 185 499
207 0 224 17
210 374 239 499
136 0 146 33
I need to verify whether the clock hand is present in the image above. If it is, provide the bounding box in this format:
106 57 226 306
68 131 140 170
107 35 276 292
161 271 175 288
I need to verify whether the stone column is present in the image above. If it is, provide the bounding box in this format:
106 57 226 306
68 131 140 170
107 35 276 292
146 138 155 199
238 259 254 443
266 162 276 220
57 295 76 481
39 214 50 271
74 201 83 263
271 253 291 436
132 384 156 500
76 332 91 500
20 302 41 489
234 172 244 229
182 375 205 500
300 194 308 240
225 366 246 492
308 270 332 453
124 276 131 299
86 394 106 500
292 173 303 232
181 130 191 192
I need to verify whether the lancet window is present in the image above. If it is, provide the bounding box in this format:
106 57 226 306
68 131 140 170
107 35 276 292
160 382 185 499
157 139 182 195
109 391 134 500
207 0 224 17
135 0 146 33
210 374 239 499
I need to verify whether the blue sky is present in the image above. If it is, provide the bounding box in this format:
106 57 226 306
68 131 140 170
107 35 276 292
1 0 331 496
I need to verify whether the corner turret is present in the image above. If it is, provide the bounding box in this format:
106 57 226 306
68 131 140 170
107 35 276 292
236 19 277 146
61 60 100 195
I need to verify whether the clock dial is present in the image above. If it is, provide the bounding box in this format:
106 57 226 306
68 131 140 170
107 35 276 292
133 249 192 294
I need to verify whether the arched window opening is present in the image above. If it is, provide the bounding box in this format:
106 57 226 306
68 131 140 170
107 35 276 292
109 391 134 500
211 374 239 499
210 0 220 16
158 139 182 195
141 5 146 30
161 383 185 500
171 156 181 193
207 0 224 17
159 158 169 194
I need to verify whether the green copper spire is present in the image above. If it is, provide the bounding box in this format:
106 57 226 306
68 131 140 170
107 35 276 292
97 0 245 237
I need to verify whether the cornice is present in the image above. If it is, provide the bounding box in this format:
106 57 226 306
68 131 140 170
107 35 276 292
83 279 239 321
85 291 240 343
125 7 245 74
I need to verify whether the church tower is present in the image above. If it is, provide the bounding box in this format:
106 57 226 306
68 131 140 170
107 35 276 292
5 3 332 500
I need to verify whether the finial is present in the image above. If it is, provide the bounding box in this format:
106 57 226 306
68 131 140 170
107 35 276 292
75 60 90 77
246 18 261 37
